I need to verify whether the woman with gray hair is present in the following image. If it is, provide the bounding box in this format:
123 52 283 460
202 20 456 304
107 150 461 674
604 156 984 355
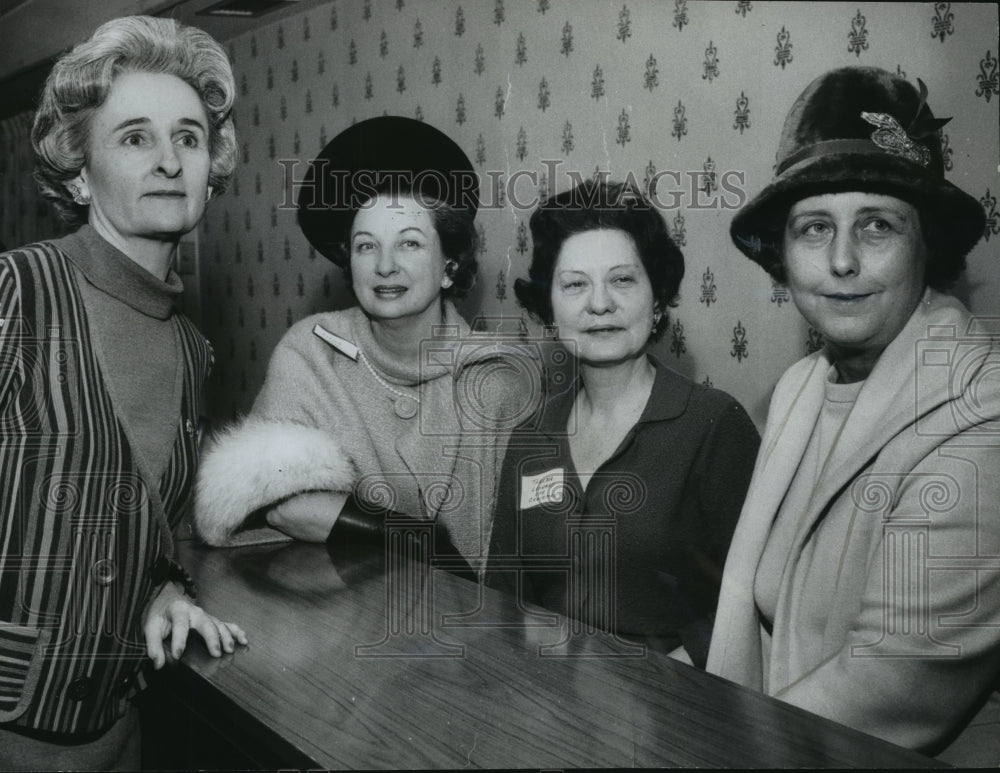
707 66 1000 764
0 15 245 769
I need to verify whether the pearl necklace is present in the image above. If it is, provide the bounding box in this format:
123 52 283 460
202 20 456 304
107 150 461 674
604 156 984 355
359 350 420 419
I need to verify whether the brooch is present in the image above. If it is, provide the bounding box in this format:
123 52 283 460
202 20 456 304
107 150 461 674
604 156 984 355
860 111 931 167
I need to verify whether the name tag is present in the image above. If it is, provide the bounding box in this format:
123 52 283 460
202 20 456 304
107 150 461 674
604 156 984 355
520 468 565 509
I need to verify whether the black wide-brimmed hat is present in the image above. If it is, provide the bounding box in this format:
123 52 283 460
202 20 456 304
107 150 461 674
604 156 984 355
730 66 985 278
297 116 479 266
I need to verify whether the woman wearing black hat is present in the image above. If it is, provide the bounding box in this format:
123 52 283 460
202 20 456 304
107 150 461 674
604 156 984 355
194 117 534 576
707 67 1000 764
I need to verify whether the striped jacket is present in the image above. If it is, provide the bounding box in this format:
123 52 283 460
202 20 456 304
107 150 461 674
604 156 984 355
0 240 210 736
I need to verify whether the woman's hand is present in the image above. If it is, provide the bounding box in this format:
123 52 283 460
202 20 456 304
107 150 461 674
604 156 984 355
143 581 248 669
266 490 348 542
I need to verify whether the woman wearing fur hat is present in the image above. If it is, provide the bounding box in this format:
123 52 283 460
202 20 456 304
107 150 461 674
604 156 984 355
195 117 535 576
706 66 1000 764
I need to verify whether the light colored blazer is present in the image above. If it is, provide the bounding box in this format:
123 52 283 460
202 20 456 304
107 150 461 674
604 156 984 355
707 289 1000 763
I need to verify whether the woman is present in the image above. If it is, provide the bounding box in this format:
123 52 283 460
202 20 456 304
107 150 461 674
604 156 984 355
707 66 1000 764
485 181 760 667
195 116 534 576
0 15 246 769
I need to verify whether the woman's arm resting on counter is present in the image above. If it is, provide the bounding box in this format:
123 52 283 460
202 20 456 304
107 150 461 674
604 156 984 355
266 490 349 542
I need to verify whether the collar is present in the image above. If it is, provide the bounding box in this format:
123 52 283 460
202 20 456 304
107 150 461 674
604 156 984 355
348 301 471 386
537 353 694 434
52 225 183 320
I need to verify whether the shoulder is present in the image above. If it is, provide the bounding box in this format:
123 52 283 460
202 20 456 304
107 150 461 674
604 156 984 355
270 307 361 365
455 339 546 418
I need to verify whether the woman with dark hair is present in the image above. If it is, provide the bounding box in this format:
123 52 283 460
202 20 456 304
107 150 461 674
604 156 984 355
0 15 245 769
195 117 533 576
485 181 760 667
707 66 1000 764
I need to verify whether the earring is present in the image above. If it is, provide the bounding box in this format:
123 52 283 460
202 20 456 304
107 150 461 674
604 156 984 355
67 182 90 206
441 260 458 290
652 310 662 334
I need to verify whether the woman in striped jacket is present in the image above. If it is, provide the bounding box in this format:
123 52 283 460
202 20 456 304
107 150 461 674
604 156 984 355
0 16 245 769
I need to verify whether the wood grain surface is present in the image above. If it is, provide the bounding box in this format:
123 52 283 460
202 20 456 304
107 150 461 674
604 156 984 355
172 539 946 769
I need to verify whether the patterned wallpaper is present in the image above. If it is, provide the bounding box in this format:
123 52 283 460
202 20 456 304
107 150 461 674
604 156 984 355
2 1 998 429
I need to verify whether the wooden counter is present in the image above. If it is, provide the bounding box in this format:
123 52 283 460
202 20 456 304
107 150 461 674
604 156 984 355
156 538 945 769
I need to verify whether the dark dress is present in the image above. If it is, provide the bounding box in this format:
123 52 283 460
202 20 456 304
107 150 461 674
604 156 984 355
485 355 760 667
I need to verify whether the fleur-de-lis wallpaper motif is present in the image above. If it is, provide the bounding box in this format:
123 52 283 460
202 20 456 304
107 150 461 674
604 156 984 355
277 23 284 48
734 91 750 134
931 2 954 42
731 321 749 363
775 25 793 68
806 326 825 354
515 32 528 66
318 51 325 75
700 267 717 307
329 4 337 30
267 66 274 89
475 134 486 165
475 44 485 75
674 0 689 31
561 22 574 56
896 63 906 79
537 78 551 111
349 39 357 65
432 56 442 86
413 19 423 48
455 6 465 36
735 1 752 17
617 5 632 42
362 0 371 21
982 189 999 241
702 375 714 388
643 54 659 91
701 157 717 196
332 84 339 107
538 0 549 14
516 220 529 254
617 109 631 146
561 121 574 155
672 101 688 141
494 0 505 26
516 127 528 161
591 64 605 99
364 73 373 99
976 51 999 102
770 279 790 307
496 270 507 303
379 29 389 57
643 160 657 196
670 319 687 358
848 10 870 57
414 104 424 121
703 41 720 81
671 213 687 247
292 59 299 82
456 94 466 124
940 132 953 171
397 65 406 93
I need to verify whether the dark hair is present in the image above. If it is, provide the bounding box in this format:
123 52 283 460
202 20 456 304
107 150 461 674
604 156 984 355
32 15 237 226
757 184 965 292
515 180 684 341
331 186 479 299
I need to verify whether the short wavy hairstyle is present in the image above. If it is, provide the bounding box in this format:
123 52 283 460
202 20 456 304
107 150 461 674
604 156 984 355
31 15 238 226
331 185 480 300
515 180 684 341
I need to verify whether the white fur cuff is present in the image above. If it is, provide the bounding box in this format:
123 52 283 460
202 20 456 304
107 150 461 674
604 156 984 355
194 417 357 546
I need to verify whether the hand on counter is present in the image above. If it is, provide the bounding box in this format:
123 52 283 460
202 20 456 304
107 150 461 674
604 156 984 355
143 580 249 669
266 490 348 542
